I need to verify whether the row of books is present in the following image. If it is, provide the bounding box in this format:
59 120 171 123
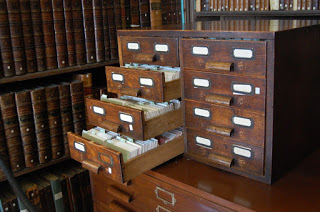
0 80 86 175
196 0 319 11
82 126 183 162
0 0 118 79
0 161 92 212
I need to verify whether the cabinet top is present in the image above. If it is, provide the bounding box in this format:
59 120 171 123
118 20 320 39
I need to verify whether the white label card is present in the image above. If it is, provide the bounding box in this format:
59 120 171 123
194 108 211 118
155 44 169 52
119 113 133 123
74 142 85 152
127 42 140 50
112 73 124 82
195 136 212 148
54 192 63 201
140 78 154 86
193 78 210 88
233 49 253 59
233 84 252 94
93 106 105 115
192 46 209 56
233 116 252 127
233 146 252 158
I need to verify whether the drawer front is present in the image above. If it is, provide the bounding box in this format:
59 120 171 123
181 39 267 78
119 36 179 67
187 128 264 176
184 69 266 112
105 66 181 102
185 99 265 147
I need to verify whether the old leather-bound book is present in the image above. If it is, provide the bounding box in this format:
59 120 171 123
0 113 10 179
101 0 111 60
52 0 68 68
70 81 86 135
106 0 119 59
139 0 151 27
92 0 105 62
150 0 162 27
30 87 51 164
130 0 140 27
19 0 37 73
6 0 27 75
62 0 76 66
30 0 47 72
15 90 39 168
0 92 25 172
45 85 64 160
113 0 123 29
81 0 97 63
40 0 58 70
72 0 86 65
0 184 19 212
18 178 41 210
72 73 93 98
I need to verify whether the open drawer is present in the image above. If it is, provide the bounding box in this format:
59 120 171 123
85 98 183 141
67 132 184 183
105 66 181 102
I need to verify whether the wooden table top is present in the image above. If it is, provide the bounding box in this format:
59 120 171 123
148 149 320 211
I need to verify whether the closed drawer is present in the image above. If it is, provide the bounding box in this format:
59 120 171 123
85 98 183 141
186 128 264 176
181 39 267 78
184 69 266 112
105 66 181 102
119 36 179 67
67 132 184 183
185 99 265 147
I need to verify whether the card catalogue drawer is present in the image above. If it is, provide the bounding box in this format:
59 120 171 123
185 99 265 147
105 66 181 102
67 132 184 183
119 36 179 67
85 98 183 141
181 39 267 78
186 128 264 176
184 69 266 112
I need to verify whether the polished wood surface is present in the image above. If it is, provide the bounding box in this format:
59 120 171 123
149 148 320 211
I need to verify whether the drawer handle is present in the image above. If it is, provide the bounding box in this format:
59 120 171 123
206 125 233 137
120 87 141 97
101 120 121 133
205 94 232 106
154 186 176 206
108 200 132 212
134 53 156 62
208 153 233 167
107 185 133 203
82 160 102 174
205 61 234 72
156 205 172 212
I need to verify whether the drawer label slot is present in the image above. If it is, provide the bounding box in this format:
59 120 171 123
155 44 169 52
233 145 252 158
119 113 134 123
232 82 253 95
192 46 209 56
112 73 124 82
139 77 154 87
74 141 86 152
127 42 140 50
194 107 211 118
92 106 105 116
233 48 254 59
193 78 211 88
195 136 212 148
232 116 253 128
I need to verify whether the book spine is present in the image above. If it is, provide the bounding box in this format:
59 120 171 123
166 0 172 23
130 0 140 27
0 93 25 172
30 0 47 72
265 0 269 9
150 0 162 27
0 113 10 178
40 0 58 70
120 0 126 29
313 0 319 9
255 0 260 10
171 0 177 23
72 0 86 65
62 0 76 66
139 0 151 27
30 88 51 164
0 0 15 77
52 0 68 68
15 90 39 168
113 0 123 29
301 0 306 9
57 83 73 155
221 0 226 10
249 0 256 10
43 182 55 212
124 0 131 28
307 0 312 9
45 85 64 160
70 82 86 135
72 73 93 98
106 0 119 60
19 0 38 73
81 0 97 63
161 0 167 24
101 0 111 61
279 0 285 9
92 0 105 62
49 178 64 212
6 0 27 75
289 0 293 9
176 0 181 23
245 0 250 10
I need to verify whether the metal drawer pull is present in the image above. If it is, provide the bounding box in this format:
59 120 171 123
101 120 121 133
82 160 102 174
134 53 156 62
156 205 172 212
154 187 176 206
205 94 232 106
107 186 133 203
120 87 141 97
205 61 234 72
208 153 233 167
207 125 233 137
